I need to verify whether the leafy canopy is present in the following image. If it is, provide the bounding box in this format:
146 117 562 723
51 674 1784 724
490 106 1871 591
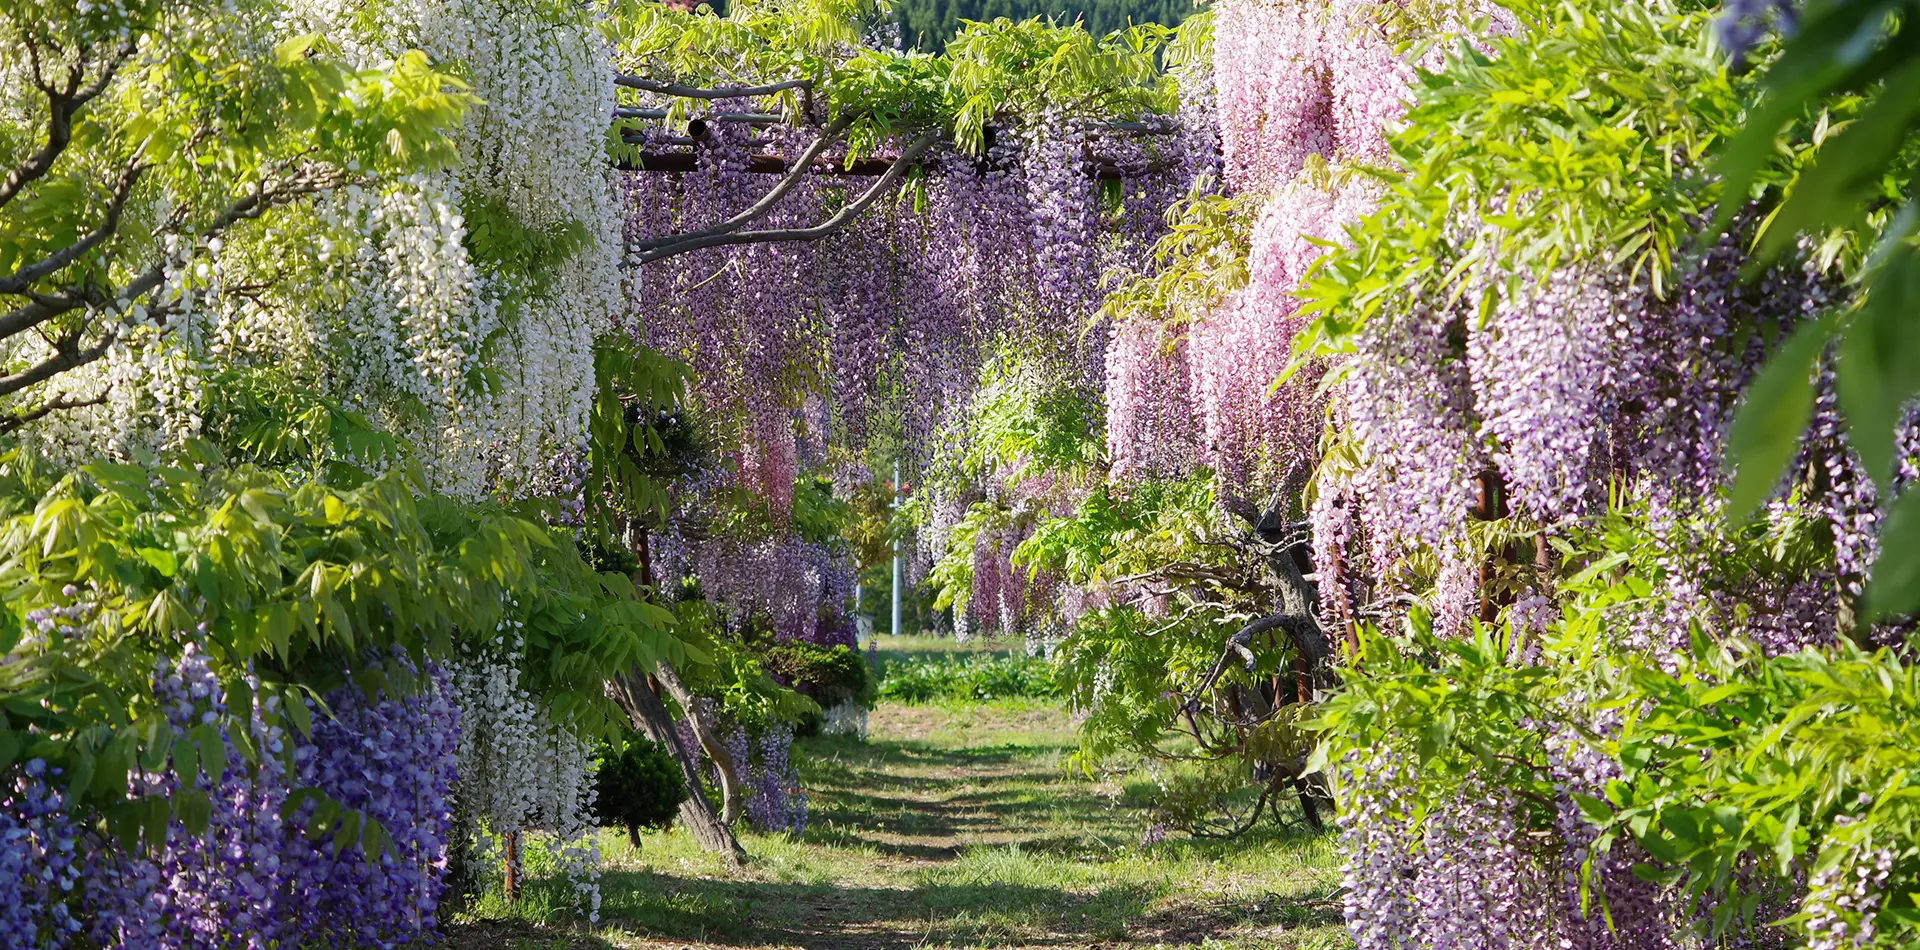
1296 0 1747 363
606 0 1189 156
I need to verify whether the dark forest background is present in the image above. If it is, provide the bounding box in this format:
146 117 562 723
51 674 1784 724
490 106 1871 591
894 0 1199 49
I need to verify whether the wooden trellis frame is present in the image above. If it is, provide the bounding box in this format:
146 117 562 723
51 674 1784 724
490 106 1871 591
614 73 1185 265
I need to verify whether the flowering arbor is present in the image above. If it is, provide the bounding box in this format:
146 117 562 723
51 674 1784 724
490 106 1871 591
6 0 1920 943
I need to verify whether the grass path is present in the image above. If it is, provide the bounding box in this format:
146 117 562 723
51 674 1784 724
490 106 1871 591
452 657 1346 950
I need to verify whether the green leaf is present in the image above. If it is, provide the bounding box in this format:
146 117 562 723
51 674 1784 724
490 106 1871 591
192 723 227 780
66 748 96 807
275 33 322 67
136 547 178 577
0 609 19 657
1572 792 1613 825
1837 243 1920 497
140 795 169 852
262 605 294 660
1760 58 1920 261
172 732 199 791
332 809 362 856
360 815 387 857
1863 486 1920 617
284 692 313 738
176 788 213 835
1725 315 1835 519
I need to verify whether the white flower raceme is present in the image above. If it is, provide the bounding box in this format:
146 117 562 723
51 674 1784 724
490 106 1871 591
17 238 209 462
819 700 869 739
22 0 623 498
281 0 623 498
448 618 602 920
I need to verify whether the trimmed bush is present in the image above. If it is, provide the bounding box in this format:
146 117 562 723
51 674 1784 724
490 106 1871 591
592 737 687 847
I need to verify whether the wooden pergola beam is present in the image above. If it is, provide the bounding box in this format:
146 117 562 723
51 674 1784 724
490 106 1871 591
617 152 1162 180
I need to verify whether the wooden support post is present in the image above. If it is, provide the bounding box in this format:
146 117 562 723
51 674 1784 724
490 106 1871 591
502 830 521 903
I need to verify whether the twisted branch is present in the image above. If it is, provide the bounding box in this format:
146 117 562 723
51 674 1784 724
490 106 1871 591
629 114 856 253
629 128 941 265
1183 613 1323 716
0 391 108 435
0 37 137 211
614 75 812 99
0 164 350 403
0 162 145 297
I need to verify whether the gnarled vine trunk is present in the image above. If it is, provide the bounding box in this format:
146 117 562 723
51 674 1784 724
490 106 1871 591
609 672 747 867
610 519 749 867
652 661 748 826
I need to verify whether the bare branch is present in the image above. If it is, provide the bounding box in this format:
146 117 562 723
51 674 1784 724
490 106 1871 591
632 114 855 253
614 75 812 99
0 163 146 296
0 294 85 343
0 391 108 435
1182 613 1324 716
67 39 136 110
630 129 942 266
0 334 114 399
1088 120 1179 135
0 164 350 401
0 38 138 211
1187 779 1277 840
1111 562 1243 588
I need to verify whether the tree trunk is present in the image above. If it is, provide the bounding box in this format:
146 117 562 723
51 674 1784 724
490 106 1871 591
502 830 522 903
653 661 748 827
1251 493 1332 697
615 512 748 864
609 672 747 867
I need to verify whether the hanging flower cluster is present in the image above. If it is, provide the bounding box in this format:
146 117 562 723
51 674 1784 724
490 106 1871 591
448 619 603 920
0 645 460 949
1105 317 1199 483
1277 0 1920 937
251 0 625 499
21 232 225 463
725 722 809 836
1102 0 1411 507
22 0 624 500
623 118 1198 504
621 99 1199 648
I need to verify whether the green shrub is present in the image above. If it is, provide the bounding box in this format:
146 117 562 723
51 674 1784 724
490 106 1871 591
593 736 687 847
763 642 875 710
877 652 1063 703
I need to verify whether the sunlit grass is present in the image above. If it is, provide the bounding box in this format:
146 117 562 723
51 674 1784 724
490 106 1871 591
448 648 1348 950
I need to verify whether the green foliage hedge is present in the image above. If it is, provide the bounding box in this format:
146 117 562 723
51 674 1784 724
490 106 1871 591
876 651 1063 703
763 642 875 711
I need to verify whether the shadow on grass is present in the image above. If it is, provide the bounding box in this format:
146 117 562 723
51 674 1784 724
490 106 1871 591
802 736 1063 772
481 869 1167 949
785 734 1106 861
459 866 1340 950
799 794 1092 859
444 916 625 950
446 687 1345 950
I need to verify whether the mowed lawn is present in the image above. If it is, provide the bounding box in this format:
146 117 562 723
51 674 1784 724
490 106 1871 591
450 640 1347 950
